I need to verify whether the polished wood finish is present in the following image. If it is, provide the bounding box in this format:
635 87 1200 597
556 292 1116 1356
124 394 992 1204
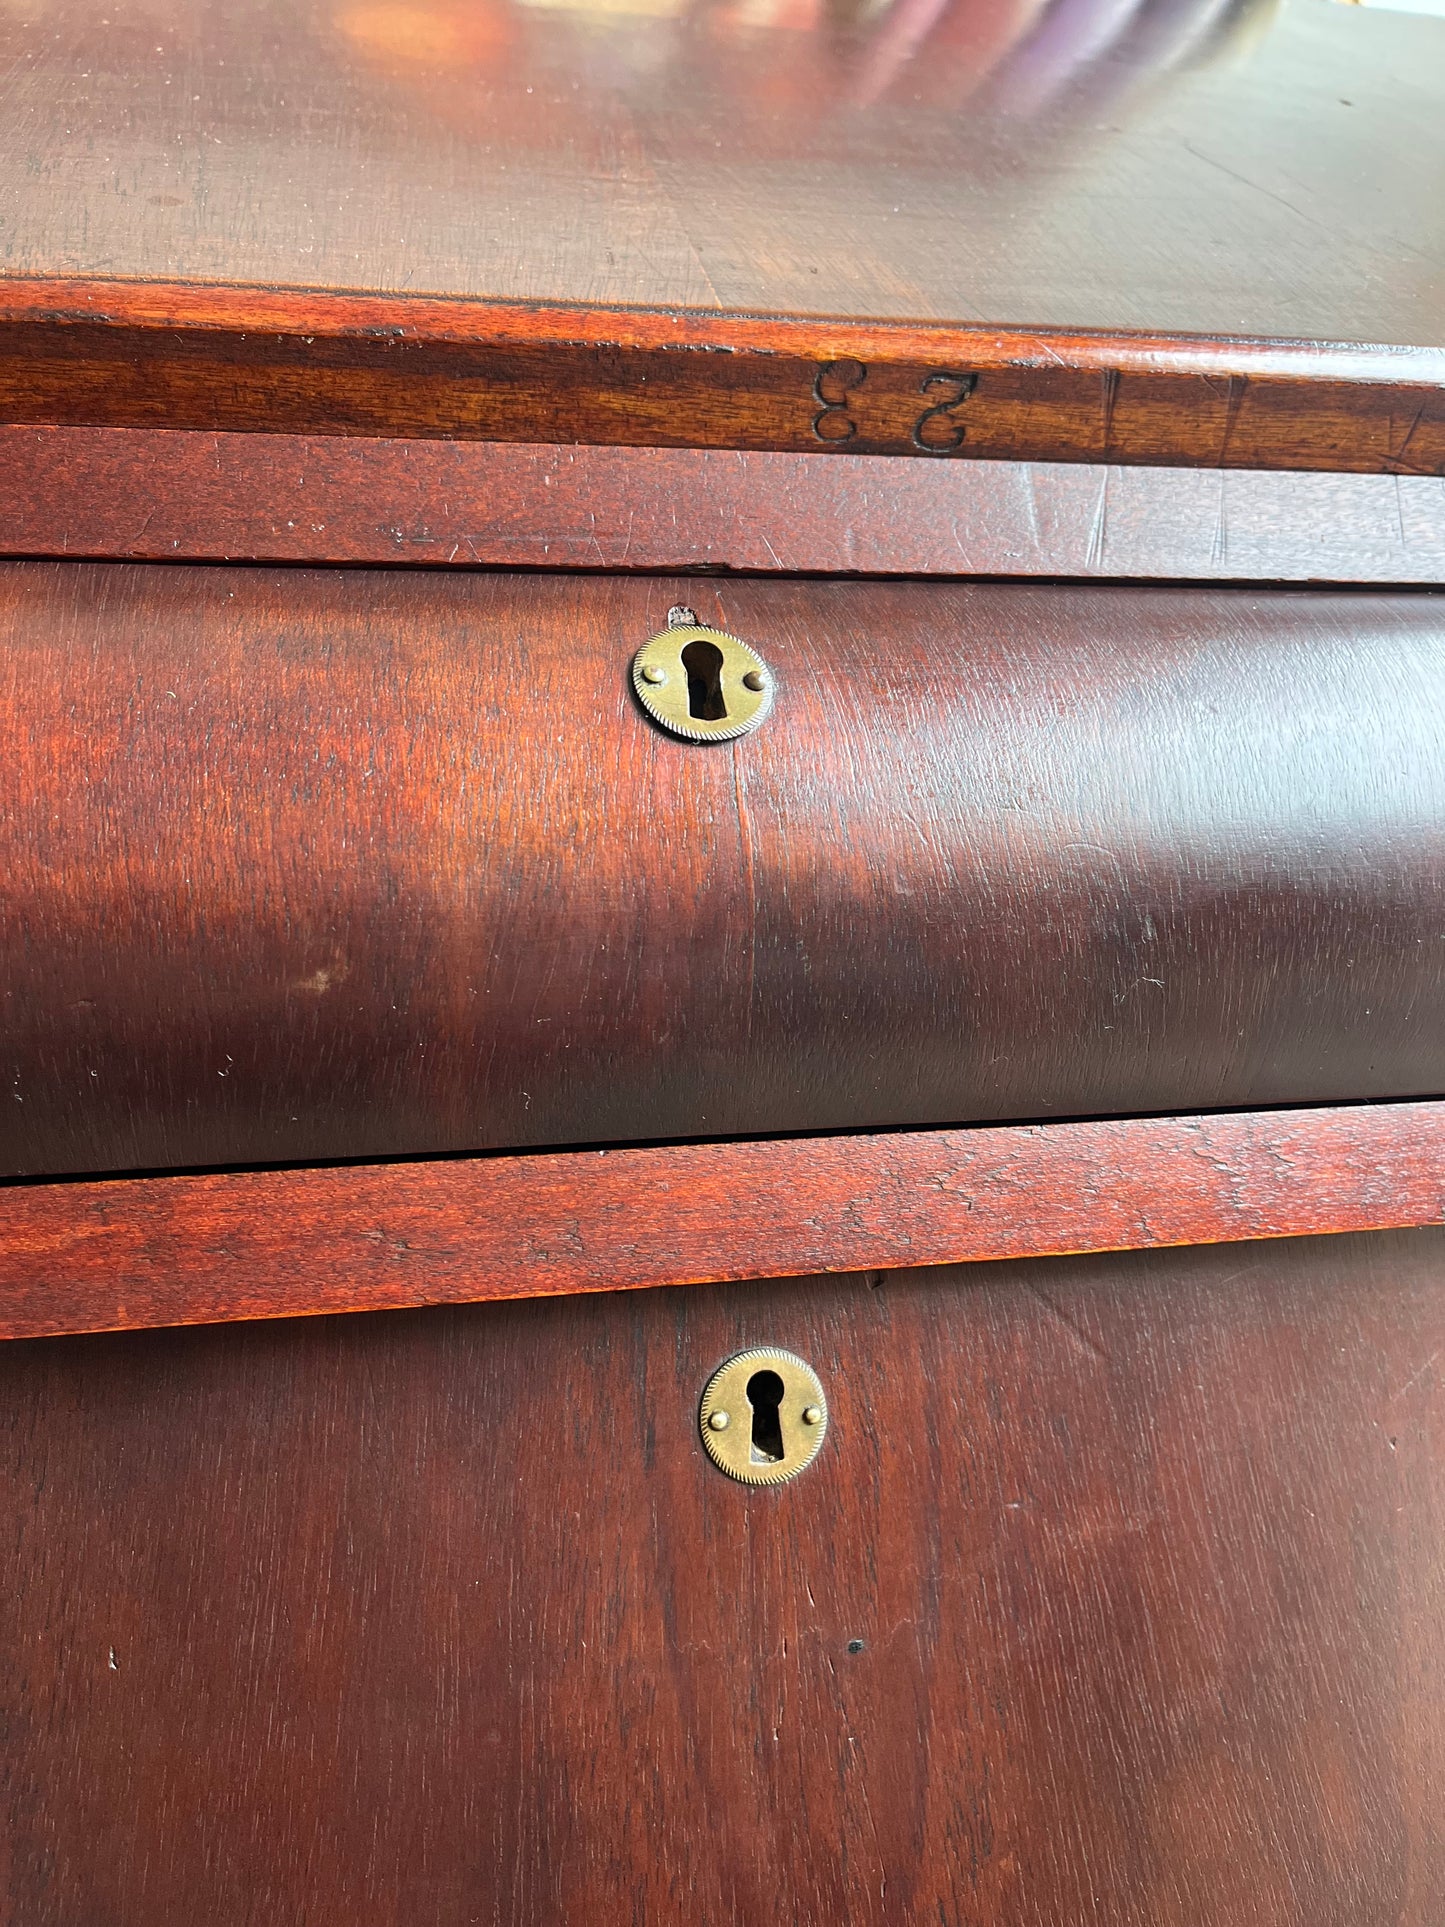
1 0 1437 339
1 0 1443 469
1 1101 1439 1342
3 281 1443 472
2 563 1441 1177
5 1 1442 1913
4 1227 1443 1923
7 429 1445 581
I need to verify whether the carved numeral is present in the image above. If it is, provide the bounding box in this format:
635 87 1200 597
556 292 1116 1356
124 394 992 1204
913 371 977 452
813 359 867 444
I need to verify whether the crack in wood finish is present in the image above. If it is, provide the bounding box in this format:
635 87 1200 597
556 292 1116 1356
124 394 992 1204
0 1101 1439 1341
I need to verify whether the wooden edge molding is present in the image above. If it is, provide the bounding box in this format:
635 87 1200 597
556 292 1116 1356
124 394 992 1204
0 1101 1439 1342
7 275 1441 372
1 277 1442 473
5 429 1445 580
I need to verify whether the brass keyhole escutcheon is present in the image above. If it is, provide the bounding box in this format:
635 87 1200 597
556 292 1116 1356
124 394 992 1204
699 1348 828 1485
632 614 774 743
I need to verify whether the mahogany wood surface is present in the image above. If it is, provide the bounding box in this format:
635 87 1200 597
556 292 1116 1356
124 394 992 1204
1 563 1441 1178
3 282 1443 473
1 0 1438 338
7 428 1445 582
0 1101 1439 1342
4 1225 1443 1923
0 1 1443 467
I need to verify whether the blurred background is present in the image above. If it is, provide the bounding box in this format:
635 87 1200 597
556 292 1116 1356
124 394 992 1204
331 0 1279 126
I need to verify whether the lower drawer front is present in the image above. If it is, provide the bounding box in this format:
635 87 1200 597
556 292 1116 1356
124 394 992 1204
4 1228 1442 1925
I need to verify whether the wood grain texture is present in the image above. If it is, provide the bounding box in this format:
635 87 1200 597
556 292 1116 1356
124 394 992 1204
0 0 1443 468
7 428 1445 581
2 285 1443 471
3 1227 1443 1923
0 0 1438 338
2 564 1442 1178
0 1101 1439 1341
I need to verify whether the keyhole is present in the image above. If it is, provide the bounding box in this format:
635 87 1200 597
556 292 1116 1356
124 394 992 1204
747 1369 786 1464
681 639 728 722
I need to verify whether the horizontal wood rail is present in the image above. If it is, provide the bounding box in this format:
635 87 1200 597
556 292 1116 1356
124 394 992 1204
5 430 1445 581
2 280 1443 474
0 1101 1440 1341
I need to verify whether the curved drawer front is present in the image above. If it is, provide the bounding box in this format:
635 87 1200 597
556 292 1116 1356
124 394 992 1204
0 564 1440 1176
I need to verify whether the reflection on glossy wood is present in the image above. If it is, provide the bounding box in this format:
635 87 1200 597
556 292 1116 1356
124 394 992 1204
0 0 1438 338
1 0 1443 466
3 1229 1443 1923
0 1101 1439 1341
1 565 1442 1176
5 429 1445 580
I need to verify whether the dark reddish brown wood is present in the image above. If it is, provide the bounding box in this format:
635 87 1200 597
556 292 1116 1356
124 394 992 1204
2 285 1442 472
0 1102 1439 1341
2 0 1438 348
2 564 1442 1179
2 558 1445 1179
6 428 1445 581
3 1226 1443 1921
1 0 1444 469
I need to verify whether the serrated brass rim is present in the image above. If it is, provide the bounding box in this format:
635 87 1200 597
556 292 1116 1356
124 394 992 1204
631 624 774 743
698 1346 828 1486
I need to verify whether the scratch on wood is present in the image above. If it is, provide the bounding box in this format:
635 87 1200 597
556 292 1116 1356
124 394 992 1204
1020 465 1042 551
1022 1279 1111 1364
1387 1347 1439 1402
1099 369 1120 457
1217 375 1248 465
1085 470 1110 571
1383 399 1430 476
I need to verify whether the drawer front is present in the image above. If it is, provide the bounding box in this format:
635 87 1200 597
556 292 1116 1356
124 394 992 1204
3 1228 1442 1924
1 563 1441 1175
